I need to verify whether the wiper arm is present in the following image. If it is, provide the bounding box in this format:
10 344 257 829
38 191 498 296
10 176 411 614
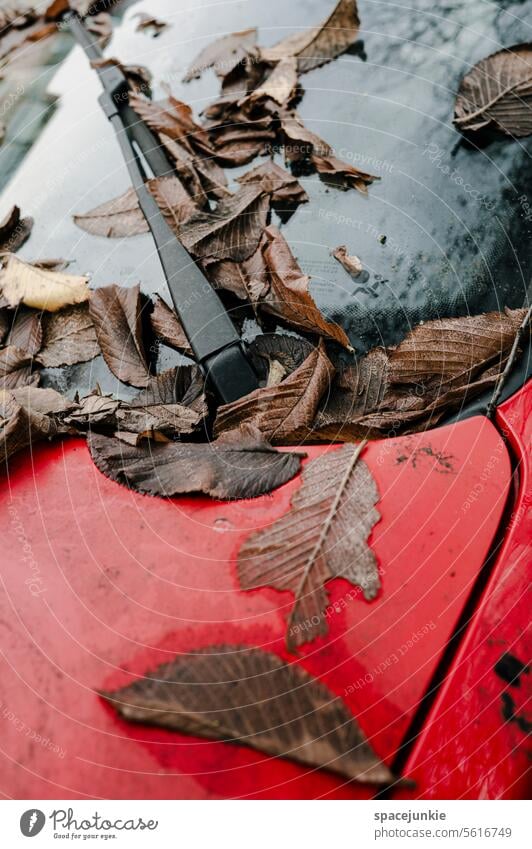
65 11 259 404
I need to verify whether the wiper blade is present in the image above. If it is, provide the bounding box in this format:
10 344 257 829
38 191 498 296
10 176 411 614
65 11 259 404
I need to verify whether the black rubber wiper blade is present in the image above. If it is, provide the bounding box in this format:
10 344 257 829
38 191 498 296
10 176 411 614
65 11 259 404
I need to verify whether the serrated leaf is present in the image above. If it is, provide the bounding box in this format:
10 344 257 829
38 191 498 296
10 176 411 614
7 308 42 355
454 43 532 136
37 304 99 368
261 0 361 74
89 284 149 387
88 431 304 499
183 28 258 82
214 340 335 443
178 183 270 261
256 226 352 348
0 346 39 389
101 644 394 784
149 295 192 357
238 442 380 651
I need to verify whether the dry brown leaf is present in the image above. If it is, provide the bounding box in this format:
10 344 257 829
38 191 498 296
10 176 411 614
1 385 74 462
236 160 309 212
312 153 378 193
183 28 258 82
88 431 304 499
149 295 193 357
257 226 352 348
332 245 363 277
178 183 270 261
454 44 532 137
312 308 528 440
261 0 361 74
0 345 39 389
89 284 149 387
37 303 99 368
0 205 33 253
101 644 394 784
0 254 89 312
247 56 299 106
239 442 380 651
7 308 42 355
115 366 207 437
73 188 147 238
130 92 215 158
214 340 335 443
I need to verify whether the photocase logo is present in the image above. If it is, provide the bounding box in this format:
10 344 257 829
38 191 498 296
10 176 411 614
20 809 45 837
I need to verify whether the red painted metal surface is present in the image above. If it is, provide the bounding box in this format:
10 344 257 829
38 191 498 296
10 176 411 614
393 381 531 800
0 417 511 798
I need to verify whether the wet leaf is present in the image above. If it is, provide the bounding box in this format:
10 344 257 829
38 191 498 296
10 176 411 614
332 245 363 277
0 254 89 312
261 0 361 74
149 295 193 357
88 431 304 499
183 28 258 83
7 309 42 355
0 385 73 462
0 205 33 253
115 366 207 437
236 160 308 211
279 110 332 165
454 44 532 137
65 392 120 428
256 226 352 348
239 442 380 651
37 304 99 368
90 57 152 96
178 183 270 261
101 644 393 784
249 333 314 379
313 308 528 440
312 154 378 193
206 107 277 167
130 92 215 158
215 340 335 443
73 188 147 238
247 56 299 106
89 284 150 387
160 134 229 202
0 346 39 389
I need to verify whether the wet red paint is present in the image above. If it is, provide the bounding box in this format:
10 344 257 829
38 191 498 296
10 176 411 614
394 382 531 800
0 414 512 798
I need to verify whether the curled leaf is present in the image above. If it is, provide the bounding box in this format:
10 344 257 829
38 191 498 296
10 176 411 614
454 43 532 137
239 442 380 651
183 28 258 83
332 245 363 277
261 0 361 73
0 254 89 312
102 644 393 784
0 205 33 253
257 226 352 348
